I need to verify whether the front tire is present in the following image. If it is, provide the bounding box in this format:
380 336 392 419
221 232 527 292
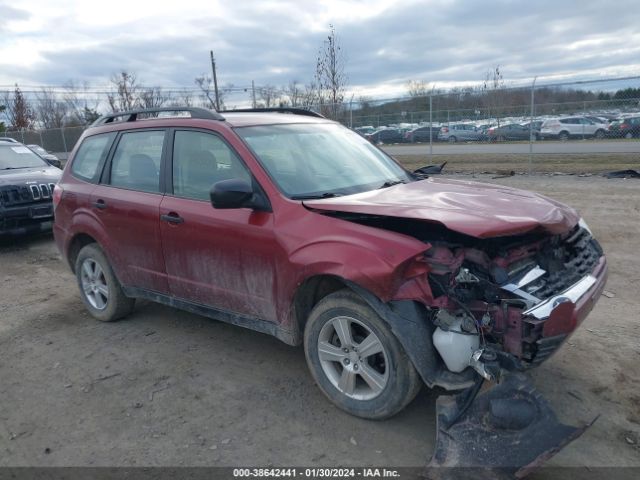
304 289 421 419
75 244 135 322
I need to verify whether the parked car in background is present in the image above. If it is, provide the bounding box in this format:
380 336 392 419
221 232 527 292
355 126 376 136
606 117 640 138
487 123 533 141
27 144 62 168
0 141 62 235
539 117 608 140
521 121 543 139
0 137 20 144
366 128 405 144
404 126 442 143
438 124 485 143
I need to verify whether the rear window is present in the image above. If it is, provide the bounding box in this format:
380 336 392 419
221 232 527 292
71 133 116 182
109 130 165 193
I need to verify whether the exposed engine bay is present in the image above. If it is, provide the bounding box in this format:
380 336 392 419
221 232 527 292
328 212 605 381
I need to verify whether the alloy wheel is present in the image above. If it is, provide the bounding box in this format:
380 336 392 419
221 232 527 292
80 258 109 310
317 316 389 400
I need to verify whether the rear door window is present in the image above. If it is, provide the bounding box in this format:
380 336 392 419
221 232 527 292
71 132 116 182
108 130 165 193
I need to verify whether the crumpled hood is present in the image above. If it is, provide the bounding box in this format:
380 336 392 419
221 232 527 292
0 166 61 186
304 177 579 238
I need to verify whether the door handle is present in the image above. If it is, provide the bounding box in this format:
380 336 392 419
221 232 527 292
161 212 184 224
93 199 107 210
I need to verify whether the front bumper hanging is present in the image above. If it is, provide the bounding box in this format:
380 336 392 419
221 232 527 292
426 373 596 480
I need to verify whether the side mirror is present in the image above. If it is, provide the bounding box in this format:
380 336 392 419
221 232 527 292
210 178 254 209
47 159 62 169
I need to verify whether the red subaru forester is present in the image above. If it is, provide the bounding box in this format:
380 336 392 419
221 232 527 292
54 107 607 420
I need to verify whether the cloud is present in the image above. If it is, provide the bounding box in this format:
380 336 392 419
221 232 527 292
0 0 638 102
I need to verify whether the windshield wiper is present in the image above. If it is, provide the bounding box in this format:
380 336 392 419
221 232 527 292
1 166 31 170
291 192 342 200
378 179 406 189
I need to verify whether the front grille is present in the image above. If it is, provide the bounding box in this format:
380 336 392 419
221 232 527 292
521 228 601 300
0 185 32 206
0 184 53 206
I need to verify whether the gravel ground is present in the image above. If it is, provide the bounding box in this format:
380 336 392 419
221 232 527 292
0 174 639 472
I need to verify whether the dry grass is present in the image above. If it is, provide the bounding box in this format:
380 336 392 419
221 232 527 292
393 153 639 174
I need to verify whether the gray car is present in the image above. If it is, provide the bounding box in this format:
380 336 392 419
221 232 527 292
438 124 485 143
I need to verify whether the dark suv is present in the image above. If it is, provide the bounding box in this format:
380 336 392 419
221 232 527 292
1 141 62 235
53 107 607 420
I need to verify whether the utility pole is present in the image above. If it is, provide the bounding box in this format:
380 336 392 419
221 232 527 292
251 80 257 108
210 50 220 110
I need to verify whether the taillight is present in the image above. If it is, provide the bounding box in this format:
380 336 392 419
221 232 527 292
52 184 63 211
620 123 629 129
442 127 449 133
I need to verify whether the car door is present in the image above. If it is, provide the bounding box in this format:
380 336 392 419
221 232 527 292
159 128 279 321
90 129 169 293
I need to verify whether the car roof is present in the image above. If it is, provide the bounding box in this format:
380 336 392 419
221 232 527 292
222 112 332 127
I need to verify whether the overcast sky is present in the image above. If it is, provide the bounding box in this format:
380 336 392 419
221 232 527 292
1 0 639 102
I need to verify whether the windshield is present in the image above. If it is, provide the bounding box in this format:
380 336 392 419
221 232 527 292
0 145 48 170
237 123 413 198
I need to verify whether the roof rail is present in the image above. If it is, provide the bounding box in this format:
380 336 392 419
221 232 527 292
91 107 225 126
221 107 325 118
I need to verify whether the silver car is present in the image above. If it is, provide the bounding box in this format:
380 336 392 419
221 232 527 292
438 124 485 143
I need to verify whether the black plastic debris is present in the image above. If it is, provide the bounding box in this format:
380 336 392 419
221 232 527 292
605 169 640 179
414 162 447 175
426 373 596 480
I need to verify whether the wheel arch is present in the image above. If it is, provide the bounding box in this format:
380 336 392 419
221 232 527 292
67 232 99 273
292 275 443 388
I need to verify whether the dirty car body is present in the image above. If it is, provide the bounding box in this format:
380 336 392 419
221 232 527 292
54 107 606 471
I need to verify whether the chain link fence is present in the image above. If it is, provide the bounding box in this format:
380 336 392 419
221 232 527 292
2 76 638 172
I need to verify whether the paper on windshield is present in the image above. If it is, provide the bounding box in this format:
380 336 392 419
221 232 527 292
11 146 32 154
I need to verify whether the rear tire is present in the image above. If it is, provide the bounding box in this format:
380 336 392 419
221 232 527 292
75 244 135 322
304 289 421 420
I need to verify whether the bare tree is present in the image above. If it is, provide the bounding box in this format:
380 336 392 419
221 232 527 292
406 80 429 98
257 85 279 108
138 87 170 109
3 85 35 129
35 88 68 128
169 89 195 107
195 75 233 110
315 24 347 119
285 80 303 107
300 82 319 108
63 80 100 125
107 71 140 112
482 65 506 126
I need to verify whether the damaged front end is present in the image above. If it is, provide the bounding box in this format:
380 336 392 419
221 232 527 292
336 212 607 475
417 221 607 476
421 220 606 379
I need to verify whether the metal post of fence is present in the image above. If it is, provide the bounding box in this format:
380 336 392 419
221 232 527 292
429 95 433 160
61 127 68 153
528 77 537 174
38 130 44 149
20 129 25 143
349 99 353 129
582 101 586 140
